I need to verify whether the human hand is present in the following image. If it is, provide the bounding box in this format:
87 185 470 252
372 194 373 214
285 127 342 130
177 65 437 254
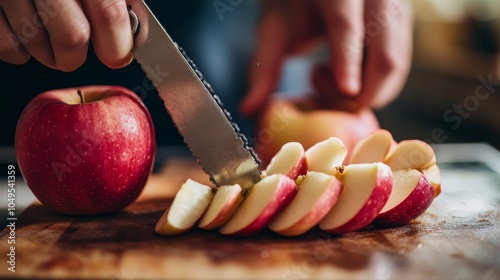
240 0 413 117
0 0 133 71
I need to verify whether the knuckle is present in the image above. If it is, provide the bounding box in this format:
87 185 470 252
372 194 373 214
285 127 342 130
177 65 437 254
375 51 407 76
55 21 90 50
321 0 362 32
0 36 17 55
0 35 29 64
91 0 129 26
329 12 358 32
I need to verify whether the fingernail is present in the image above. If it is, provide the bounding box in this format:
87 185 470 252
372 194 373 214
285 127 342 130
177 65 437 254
108 52 134 69
342 77 360 96
124 52 134 65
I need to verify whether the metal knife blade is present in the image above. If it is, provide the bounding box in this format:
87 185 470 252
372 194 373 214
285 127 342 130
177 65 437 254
129 1 261 188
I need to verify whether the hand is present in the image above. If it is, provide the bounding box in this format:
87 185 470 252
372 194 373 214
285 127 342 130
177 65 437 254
240 0 413 117
0 0 133 71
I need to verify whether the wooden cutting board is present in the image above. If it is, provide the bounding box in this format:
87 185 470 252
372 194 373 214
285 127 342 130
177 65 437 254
1 157 499 279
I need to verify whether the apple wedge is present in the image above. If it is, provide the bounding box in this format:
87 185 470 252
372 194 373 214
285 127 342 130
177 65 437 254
219 174 298 236
319 162 392 234
384 140 435 170
198 184 244 230
155 179 214 236
422 163 442 197
269 171 343 236
349 129 394 164
384 139 441 198
374 169 435 226
265 142 307 180
305 137 347 175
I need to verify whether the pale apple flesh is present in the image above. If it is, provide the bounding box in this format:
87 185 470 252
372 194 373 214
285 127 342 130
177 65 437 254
349 129 394 164
305 137 347 175
155 179 214 236
219 174 298 236
374 169 435 226
265 142 307 180
319 162 393 234
422 163 442 197
269 171 343 236
198 184 244 230
384 140 435 170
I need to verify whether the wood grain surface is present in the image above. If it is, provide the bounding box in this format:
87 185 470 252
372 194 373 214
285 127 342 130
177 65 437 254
1 157 499 280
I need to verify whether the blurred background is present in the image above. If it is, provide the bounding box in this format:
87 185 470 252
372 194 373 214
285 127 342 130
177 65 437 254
0 0 499 151
381 0 500 148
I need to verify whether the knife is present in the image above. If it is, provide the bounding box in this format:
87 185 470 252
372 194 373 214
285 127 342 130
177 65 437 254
127 1 261 189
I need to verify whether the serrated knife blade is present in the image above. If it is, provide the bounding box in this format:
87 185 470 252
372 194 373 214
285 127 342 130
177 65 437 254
128 1 261 188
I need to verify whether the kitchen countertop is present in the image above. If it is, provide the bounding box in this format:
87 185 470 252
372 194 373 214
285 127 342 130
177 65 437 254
0 143 499 279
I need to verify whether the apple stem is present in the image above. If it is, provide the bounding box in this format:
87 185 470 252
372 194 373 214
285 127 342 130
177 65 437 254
77 90 85 104
336 165 345 175
241 188 249 198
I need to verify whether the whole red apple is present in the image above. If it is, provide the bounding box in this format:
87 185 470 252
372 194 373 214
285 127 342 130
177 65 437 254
15 86 156 215
254 96 379 167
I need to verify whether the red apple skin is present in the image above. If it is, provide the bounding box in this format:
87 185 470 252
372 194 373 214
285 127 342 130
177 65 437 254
265 142 308 180
254 97 379 167
322 163 393 234
270 155 308 181
199 197 241 230
15 86 156 215
286 156 308 180
374 174 435 226
226 175 298 236
272 177 343 236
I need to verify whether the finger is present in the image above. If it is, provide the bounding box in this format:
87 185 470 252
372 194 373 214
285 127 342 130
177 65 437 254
34 0 90 72
315 0 364 96
311 63 355 106
0 0 55 68
81 0 133 69
358 0 413 108
311 63 333 97
240 6 289 117
0 9 30 64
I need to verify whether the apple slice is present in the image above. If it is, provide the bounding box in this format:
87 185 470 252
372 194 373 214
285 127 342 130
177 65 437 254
349 129 394 164
374 169 435 226
198 184 244 230
319 162 392 234
265 142 307 180
422 163 441 197
219 174 298 236
384 140 435 170
155 179 214 236
269 171 343 236
305 137 347 175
